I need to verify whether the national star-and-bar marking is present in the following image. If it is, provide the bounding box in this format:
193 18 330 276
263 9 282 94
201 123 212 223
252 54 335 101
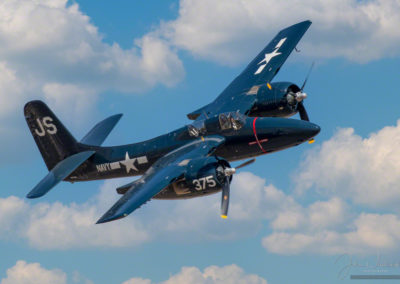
96 152 148 173
254 37 287 75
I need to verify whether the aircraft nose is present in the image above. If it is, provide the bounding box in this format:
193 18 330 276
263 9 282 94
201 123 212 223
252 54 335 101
308 122 320 136
299 121 320 140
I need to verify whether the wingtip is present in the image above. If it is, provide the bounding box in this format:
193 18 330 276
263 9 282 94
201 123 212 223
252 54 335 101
114 113 123 120
26 193 40 199
221 215 228 219
95 219 107 225
96 212 127 224
298 20 312 27
281 20 312 33
26 189 45 199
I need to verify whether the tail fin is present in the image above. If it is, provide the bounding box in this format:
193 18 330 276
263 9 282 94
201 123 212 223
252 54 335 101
24 100 79 170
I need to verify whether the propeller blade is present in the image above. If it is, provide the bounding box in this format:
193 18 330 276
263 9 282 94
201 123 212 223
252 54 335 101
236 158 256 169
300 62 315 91
220 177 230 219
297 102 309 121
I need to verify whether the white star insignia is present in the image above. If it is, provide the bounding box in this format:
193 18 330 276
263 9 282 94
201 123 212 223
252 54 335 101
120 152 138 173
254 37 287 75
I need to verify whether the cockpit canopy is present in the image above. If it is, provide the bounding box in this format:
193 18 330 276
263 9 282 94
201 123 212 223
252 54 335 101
188 111 246 137
218 111 246 130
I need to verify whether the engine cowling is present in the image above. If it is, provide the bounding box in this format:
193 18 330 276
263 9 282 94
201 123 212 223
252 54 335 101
249 81 306 118
184 157 230 192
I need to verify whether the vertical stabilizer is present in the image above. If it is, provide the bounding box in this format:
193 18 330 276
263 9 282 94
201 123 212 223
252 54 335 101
24 100 79 170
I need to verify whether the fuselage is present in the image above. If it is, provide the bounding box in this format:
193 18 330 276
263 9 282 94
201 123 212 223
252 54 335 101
68 115 320 195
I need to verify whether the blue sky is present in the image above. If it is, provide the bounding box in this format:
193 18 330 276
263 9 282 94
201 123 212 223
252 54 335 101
1 0 400 283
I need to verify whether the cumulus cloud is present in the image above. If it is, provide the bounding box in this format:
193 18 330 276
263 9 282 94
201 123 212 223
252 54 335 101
123 264 267 284
295 120 400 207
271 197 347 231
1 261 67 284
258 120 400 255
24 199 150 249
0 0 184 160
0 172 298 249
159 0 400 64
0 261 95 284
2 261 267 284
0 0 184 98
263 213 400 255
2 168 400 256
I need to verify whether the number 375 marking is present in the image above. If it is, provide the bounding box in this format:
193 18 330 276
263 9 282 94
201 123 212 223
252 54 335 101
193 176 217 191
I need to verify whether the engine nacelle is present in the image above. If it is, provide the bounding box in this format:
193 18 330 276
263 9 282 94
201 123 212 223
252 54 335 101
184 157 229 191
249 81 304 118
153 157 236 200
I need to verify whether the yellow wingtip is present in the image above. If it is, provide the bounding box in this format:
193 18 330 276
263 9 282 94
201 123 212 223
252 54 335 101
221 215 228 219
308 139 315 144
267 83 272 90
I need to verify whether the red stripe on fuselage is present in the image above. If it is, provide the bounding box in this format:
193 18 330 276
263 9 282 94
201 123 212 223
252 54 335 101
252 117 267 153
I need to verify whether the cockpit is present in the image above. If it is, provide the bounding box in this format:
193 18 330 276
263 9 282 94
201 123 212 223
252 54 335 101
218 111 246 130
188 111 246 137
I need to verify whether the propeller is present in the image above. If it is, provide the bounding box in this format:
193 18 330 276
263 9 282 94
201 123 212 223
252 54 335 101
236 158 256 169
221 176 230 218
296 62 315 122
220 158 255 219
297 101 309 122
300 61 315 91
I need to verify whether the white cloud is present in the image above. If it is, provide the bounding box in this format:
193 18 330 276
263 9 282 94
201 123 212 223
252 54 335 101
24 200 150 249
2 167 400 256
0 172 297 249
122 279 151 284
271 197 346 231
42 83 97 122
295 121 400 207
0 0 184 159
260 120 400 255
123 264 267 284
263 213 400 255
160 0 400 64
1 260 66 284
0 184 150 249
0 0 184 96
0 261 94 284
0 62 26 118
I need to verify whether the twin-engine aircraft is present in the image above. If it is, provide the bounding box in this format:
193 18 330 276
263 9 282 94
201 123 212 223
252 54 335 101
25 20 320 224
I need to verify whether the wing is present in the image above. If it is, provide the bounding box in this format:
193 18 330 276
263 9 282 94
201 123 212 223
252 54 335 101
187 20 311 120
96 136 225 224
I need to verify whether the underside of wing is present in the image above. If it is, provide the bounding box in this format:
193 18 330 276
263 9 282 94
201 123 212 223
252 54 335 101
96 136 225 224
187 20 312 120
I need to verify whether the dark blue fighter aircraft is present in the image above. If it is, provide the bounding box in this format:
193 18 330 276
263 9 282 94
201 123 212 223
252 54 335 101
24 20 320 223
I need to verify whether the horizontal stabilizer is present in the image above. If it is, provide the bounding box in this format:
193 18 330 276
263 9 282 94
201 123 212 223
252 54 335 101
80 114 123 146
26 151 95 199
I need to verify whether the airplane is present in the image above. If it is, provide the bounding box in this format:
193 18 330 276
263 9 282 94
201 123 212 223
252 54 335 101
24 20 320 224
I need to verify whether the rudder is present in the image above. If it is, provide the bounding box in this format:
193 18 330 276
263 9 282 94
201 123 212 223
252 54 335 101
24 100 79 170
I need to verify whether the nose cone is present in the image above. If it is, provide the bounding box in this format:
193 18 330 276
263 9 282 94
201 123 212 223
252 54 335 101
302 121 320 139
251 117 320 149
277 119 320 145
